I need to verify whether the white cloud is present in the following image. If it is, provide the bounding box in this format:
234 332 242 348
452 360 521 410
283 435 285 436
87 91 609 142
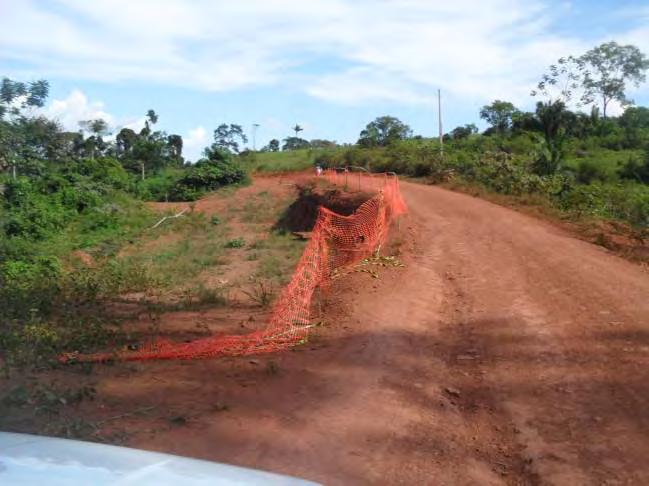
121 117 147 133
41 88 211 161
307 67 435 106
184 126 209 162
43 89 114 131
1 0 648 109
262 117 285 133
41 90 151 136
39 88 209 160
606 100 626 117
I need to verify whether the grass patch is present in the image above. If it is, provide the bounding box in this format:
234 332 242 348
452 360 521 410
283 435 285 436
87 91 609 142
119 212 229 287
563 148 643 182
178 283 228 309
254 232 305 284
241 149 329 173
242 280 275 307
239 189 297 226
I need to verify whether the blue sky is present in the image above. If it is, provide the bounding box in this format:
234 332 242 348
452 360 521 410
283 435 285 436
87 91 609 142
2 0 649 161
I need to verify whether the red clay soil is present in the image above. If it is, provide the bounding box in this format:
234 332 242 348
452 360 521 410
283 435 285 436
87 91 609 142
15 179 649 484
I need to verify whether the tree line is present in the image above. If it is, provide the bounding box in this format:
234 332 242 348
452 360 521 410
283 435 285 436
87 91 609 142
348 41 649 179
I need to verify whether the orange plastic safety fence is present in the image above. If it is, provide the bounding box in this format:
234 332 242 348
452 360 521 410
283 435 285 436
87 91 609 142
60 171 407 363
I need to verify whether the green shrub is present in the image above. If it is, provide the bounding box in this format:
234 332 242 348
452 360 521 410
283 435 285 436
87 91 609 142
57 182 104 212
0 257 62 318
224 238 245 249
556 182 649 227
619 149 649 184
168 158 248 201
574 160 610 184
2 179 70 239
314 150 345 169
135 167 184 201
63 259 159 303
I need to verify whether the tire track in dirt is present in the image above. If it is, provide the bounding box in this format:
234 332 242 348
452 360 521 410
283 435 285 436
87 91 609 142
391 181 649 484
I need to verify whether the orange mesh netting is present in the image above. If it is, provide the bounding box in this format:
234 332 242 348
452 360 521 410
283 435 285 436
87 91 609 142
61 170 407 363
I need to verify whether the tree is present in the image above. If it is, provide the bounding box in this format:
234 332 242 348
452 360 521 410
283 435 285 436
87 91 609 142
449 124 478 140
116 128 137 156
0 78 50 119
357 116 412 147
0 119 25 179
78 118 109 159
309 139 338 149
114 110 182 178
166 134 183 162
170 149 248 201
619 106 649 147
79 119 109 137
511 111 541 133
0 78 51 178
531 100 571 175
146 109 158 125
479 101 519 135
531 56 587 105
580 42 649 118
619 106 649 129
268 139 280 152
211 124 248 154
619 146 649 184
293 124 304 138
19 116 68 162
282 137 309 151
139 109 158 138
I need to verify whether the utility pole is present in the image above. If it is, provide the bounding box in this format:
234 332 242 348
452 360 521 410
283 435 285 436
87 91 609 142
438 89 443 155
252 123 260 151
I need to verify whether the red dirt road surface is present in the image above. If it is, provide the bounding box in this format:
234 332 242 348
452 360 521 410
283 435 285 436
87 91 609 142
89 180 649 484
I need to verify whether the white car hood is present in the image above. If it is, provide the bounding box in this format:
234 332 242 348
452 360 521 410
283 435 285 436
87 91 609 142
0 432 318 485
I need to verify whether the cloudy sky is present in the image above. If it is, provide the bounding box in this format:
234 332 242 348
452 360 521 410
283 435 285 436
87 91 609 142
2 0 649 160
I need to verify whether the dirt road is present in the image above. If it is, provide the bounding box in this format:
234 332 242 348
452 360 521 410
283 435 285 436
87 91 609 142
115 180 649 484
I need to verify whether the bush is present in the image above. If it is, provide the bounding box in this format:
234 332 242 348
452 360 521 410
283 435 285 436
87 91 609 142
314 150 345 169
461 152 542 195
62 258 159 303
0 257 62 318
556 182 649 227
224 238 245 248
574 160 609 184
135 167 184 201
2 179 70 239
619 149 649 184
168 158 248 201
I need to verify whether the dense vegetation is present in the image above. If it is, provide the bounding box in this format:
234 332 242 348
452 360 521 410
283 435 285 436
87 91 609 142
314 113 649 228
0 79 250 369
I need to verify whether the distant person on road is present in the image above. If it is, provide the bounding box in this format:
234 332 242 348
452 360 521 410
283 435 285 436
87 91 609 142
315 165 323 176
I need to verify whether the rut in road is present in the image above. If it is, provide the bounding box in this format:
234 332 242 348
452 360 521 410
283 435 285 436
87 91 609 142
132 180 649 485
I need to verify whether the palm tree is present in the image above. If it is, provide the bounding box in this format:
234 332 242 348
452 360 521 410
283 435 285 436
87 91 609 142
293 124 303 138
